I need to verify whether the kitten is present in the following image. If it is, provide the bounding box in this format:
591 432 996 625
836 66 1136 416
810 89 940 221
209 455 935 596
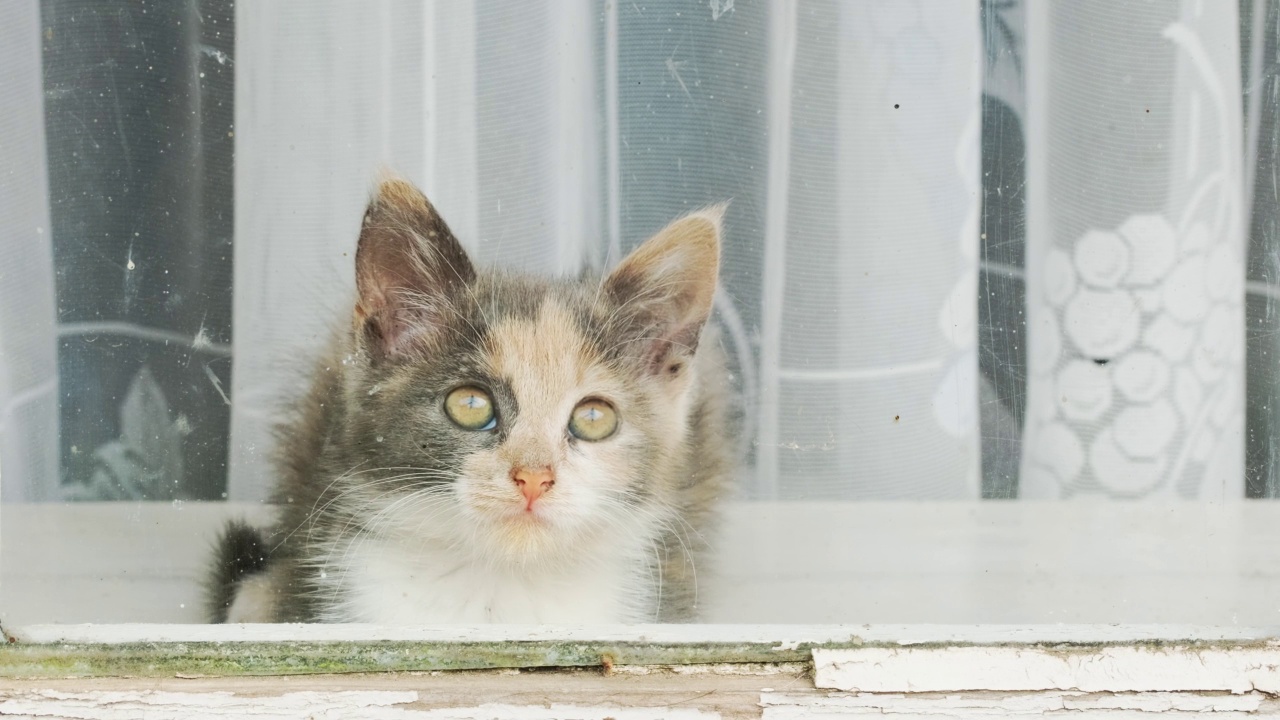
207 178 733 623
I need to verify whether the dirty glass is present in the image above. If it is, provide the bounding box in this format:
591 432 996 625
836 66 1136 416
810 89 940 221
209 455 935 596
1 0 1278 626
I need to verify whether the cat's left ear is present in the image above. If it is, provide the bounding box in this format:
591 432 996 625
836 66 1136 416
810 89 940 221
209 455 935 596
603 204 724 377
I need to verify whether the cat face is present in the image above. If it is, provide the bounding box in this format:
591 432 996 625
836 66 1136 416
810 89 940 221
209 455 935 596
335 179 722 563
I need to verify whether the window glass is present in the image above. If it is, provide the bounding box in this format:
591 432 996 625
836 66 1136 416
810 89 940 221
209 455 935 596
1 0 1276 626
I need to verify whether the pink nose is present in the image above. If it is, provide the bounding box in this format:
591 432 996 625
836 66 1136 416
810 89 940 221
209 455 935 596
513 466 555 510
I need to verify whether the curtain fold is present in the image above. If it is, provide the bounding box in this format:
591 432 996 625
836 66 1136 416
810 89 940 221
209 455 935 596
229 0 603 500
0 0 59 502
754 1 983 499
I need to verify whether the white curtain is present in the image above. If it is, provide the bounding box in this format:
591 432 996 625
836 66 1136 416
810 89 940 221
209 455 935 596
0 0 1254 504
228 0 1252 502
229 0 604 499
0 0 60 502
228 0 984 501
1021 1 1245 499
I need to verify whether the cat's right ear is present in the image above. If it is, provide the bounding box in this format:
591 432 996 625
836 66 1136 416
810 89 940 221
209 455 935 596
353 179 475 361
603 205 724 377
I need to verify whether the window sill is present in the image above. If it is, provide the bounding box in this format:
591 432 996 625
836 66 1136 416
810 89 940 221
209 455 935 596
8 503 1280 713
3 625 1280 717
7 500 1280 625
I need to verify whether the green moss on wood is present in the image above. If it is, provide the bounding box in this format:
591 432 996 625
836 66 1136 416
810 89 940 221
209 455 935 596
0 639 852 678
7 634 1271 679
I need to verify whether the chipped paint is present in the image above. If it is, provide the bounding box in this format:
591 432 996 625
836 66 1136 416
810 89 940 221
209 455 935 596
0 670 794 718
7 679 1280 719
0 690 720 718
6 633 1280 718
760 690 1280 719
814 645 1280 694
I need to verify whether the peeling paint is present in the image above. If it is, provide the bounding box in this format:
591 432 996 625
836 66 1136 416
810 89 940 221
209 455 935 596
760 690 1279 719
0 690 720 719
814 645 1280 694
6 645 1280 719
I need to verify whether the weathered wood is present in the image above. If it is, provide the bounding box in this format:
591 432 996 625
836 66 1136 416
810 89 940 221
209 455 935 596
5 624 1280 680
0 668 807 719
5 672 1280 719
1 625 857 678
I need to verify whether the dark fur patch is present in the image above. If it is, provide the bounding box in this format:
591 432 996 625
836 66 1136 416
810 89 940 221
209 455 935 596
205 519 271 623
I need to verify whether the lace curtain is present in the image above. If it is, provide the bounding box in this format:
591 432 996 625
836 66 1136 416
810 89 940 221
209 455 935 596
0 0 58 501
1020 2 1246 498
0 0 1268 503
227 0 986 501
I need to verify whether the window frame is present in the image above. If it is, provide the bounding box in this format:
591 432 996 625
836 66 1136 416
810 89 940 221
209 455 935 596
3 624 1278 716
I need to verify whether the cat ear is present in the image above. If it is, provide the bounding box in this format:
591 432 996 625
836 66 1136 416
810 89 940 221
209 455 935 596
603 204 724 377
353 178 475 360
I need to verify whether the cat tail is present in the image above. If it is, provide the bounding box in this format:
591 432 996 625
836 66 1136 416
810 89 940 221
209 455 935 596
205 519 271 623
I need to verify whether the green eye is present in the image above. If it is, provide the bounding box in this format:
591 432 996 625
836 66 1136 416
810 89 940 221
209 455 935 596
444 386 497 431
568 399 618 441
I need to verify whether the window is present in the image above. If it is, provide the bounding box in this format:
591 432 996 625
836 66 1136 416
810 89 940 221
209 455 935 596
2 0 1279 711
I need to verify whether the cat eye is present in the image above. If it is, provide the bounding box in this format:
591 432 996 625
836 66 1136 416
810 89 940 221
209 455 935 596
568 399 618 441
444 386 497 431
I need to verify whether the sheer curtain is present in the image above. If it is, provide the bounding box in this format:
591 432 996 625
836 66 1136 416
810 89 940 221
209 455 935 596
226 0 1252 502
228 0 604 499
0 0 1262 504
1020 2 1245 499
0 0 58 502
228 0 986 501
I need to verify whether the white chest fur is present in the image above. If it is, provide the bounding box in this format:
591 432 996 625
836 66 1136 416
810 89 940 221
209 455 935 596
324 536 650 624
